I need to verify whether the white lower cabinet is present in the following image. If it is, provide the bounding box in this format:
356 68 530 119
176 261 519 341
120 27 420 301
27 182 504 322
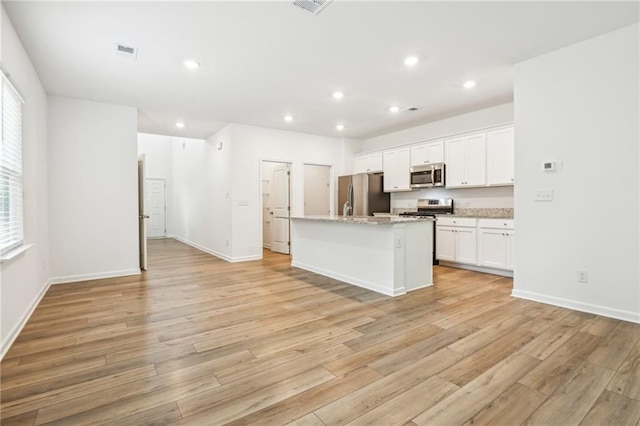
477 219 515 271
437 217 514 272
436 218 477 265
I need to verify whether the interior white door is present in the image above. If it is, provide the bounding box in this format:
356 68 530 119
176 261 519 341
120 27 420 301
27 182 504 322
145 178 166 238
270 164 291 254
304 164 330 216
137 156 148 270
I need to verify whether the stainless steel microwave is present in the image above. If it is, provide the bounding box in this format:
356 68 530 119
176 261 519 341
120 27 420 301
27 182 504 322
410 163 445 189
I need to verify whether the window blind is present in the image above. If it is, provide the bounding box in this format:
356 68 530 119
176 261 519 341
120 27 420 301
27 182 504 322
0 71 24 253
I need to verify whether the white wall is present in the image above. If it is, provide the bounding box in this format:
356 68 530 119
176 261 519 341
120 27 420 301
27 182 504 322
230 123 348 260
48 96 139 283
513 24 639 322
363 103 513 152
0 6 51 358
170 129 233 260
138 133 173 233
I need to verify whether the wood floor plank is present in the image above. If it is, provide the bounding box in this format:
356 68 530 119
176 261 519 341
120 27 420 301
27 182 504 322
607 338 640 401
2 238 639 425
519 331 602 395
224 366 382 426
579 390 640 426
412 352 540 425
523 362 615 426
588 321 640 371
346 375 458 426
314 347 463 425
461 382 547 426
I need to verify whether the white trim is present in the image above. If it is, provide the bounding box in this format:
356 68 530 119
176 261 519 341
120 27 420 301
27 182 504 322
292 260 404 297
1 279 51 361
50 269 140 285
511 289 640 324
0 243 33 264
438 260 513 278
171 235 261 263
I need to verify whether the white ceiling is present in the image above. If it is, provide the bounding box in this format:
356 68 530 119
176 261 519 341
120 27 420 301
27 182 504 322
4 1 638 140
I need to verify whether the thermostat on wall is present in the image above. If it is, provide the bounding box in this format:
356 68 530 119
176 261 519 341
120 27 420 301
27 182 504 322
542 160 556 172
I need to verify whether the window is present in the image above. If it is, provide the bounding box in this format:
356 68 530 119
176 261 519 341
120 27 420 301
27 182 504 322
0 72 24 254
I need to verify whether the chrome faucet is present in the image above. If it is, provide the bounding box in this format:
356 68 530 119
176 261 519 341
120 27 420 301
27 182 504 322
343 201 352 217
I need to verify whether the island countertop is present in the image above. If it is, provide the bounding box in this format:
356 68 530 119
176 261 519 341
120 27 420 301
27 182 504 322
291 215 435 225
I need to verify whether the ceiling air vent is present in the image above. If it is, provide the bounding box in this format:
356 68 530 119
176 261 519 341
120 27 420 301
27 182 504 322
407 107 419 111
115 43 138 60
292 0 332 15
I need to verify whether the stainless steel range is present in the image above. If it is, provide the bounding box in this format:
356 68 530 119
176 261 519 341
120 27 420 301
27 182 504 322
400 199 454 265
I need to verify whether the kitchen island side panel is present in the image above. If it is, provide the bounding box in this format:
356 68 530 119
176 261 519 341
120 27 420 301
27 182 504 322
290 218 432 296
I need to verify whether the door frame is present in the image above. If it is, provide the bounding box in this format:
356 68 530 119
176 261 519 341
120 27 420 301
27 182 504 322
259 158 293 259
144 177 167 239
137 154 147 271
302 162 334 217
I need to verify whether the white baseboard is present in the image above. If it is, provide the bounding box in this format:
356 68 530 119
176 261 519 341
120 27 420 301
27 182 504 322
1 279 52 361
512 289 640 324
170 236 261 263
50 269 141 285
291 260 405 297
438 261 513 278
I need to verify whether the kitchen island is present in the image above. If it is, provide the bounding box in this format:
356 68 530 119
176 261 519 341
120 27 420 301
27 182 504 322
290 216 435 296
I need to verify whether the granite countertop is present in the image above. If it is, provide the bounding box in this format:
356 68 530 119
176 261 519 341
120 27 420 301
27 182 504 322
292 215 435 225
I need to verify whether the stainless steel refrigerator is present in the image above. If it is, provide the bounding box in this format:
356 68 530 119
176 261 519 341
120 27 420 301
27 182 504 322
338 173 390 216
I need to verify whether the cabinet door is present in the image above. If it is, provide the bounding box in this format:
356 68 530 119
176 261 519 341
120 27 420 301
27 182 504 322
426 141 444 164
505 231 514 270
354 156 368 174
465 133 486 186
383 150 398 192
410 144 427 167
368 153 383 173
455 227 477 265
396 148 411 190
436 227 456 261
478 229 507 269
445 137 466 187
487 128 514 186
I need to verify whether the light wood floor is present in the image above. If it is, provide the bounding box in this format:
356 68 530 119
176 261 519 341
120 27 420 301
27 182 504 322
2 238 640 425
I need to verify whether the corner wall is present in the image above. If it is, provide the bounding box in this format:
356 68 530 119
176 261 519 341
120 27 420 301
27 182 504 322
170 127 233 260
513 24 639 322
0 6 51 358
48 96 139 283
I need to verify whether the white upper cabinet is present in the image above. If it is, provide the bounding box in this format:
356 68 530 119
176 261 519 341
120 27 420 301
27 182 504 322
354 152 383 174
410 140 444 167
486 127 515 186
383 147 411 192
445 133 486 188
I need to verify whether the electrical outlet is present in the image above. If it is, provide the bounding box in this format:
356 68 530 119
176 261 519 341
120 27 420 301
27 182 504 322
225 240 229 247
577 269 588 283
535 189 554 202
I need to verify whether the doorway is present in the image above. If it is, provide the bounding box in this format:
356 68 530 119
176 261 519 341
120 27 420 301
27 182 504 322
137 154 148 270
261 161 291 255
303 164 332 216
144 178 167 238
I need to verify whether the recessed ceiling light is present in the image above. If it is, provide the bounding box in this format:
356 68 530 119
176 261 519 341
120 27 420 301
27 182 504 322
176 122 185 128
336 124 345 131
184 60 200 70
389 105 400 113
463 80 477 89
284 115 293 122
332 91 344 100
404 56 419 67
